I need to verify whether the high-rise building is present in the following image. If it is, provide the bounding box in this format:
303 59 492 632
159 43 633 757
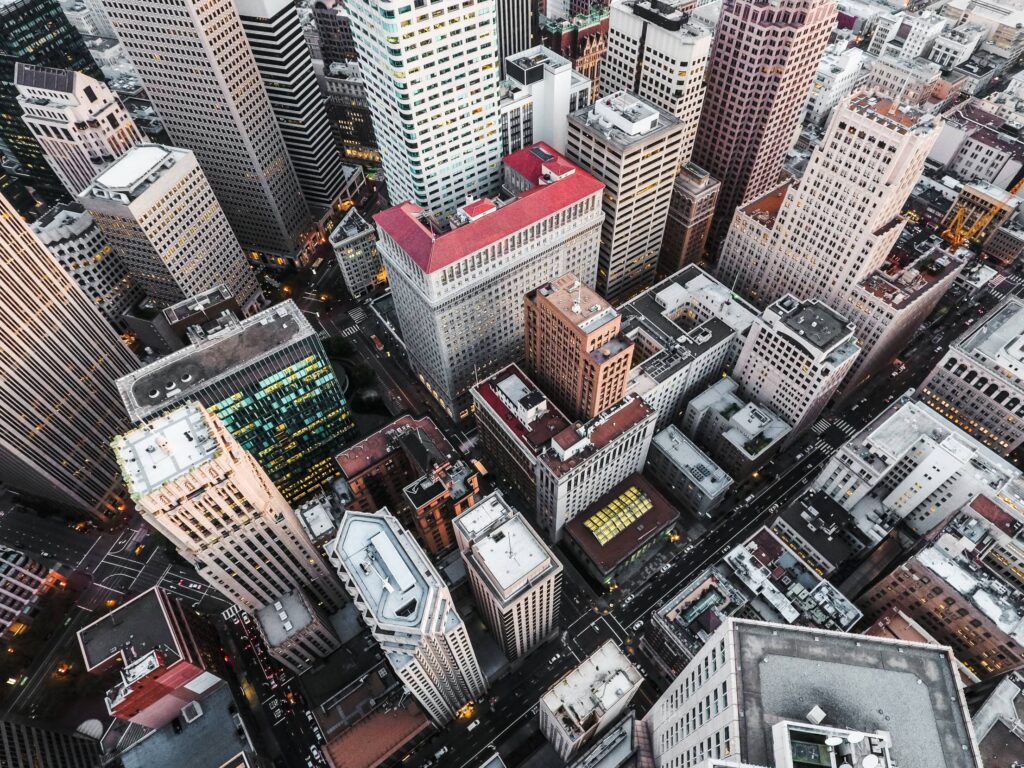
919 297 1024 455
32 204 142 331
14 65 144 196
0 0 101 188
77 587 223 728
0 191 136 517
804 44 871 127
112 403 346 612
0 718 100 768
502 47 591 155
0 549 64 638
312 0 357 65
524 274 634 420
376 143 604 417
346 0 503 216
643 618 982 768
453 492 562 660
717 94 951 389
497 0 536 68
329 208 383 299
568 92 684 301
96 0 311 263
602 0 712 164
328 509 487 724
657 163 720 276
255 590 341 675
116 301 353 504
79 144 262 313
691 0 835 249
321 61 379 165
236 0 348 216
540 10 610 102
733 296 860 435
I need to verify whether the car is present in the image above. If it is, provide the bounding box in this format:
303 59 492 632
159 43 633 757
273 709 283 719
633 620 644 631
435 747 449 760
468 719 481 731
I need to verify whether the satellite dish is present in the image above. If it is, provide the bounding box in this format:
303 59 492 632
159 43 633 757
862 756 880 768
848 732 866 744
825 737 844 747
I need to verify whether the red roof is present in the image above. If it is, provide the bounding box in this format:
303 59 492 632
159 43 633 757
374 143 603 274
461 198 497 218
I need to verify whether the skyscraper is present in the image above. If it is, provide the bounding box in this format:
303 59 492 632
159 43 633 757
0 0 101 188
691 0 835 249
497 0 536 68
14 65 143 196
524 273 633 420
96 0 311 264
346 0 503 215
235 0 349 216
113 403 346 612
0 718 100 768
568 92 684 301
329 509 487 724
79 144 262 313
0 191 136 517
312 0 358 66
657 163 720 276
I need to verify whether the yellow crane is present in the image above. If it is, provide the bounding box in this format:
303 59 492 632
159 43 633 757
942 177 1024 250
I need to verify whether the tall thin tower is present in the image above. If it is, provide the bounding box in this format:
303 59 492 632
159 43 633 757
692 0 835 250
96 0 311 263
0 192 137 517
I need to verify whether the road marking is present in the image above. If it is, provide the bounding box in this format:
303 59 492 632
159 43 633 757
340 325 359 337
75 535 104 568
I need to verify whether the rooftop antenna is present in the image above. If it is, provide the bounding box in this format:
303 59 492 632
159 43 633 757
572 283 582 314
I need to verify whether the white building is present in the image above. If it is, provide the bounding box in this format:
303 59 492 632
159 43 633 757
14 64 143 196
345 0 503 216
602 0 712 163
32 204 142 330
647 425 732 517
813 394 1024 545
79 144 262 313
928 24 985 69
502 47 591 155
733 296 860 434
804 45 872 127
329 208 382 299
454 492 562 660
0 191 137 517
96 0 311 263
375 143 604 417
539 640 642 761
643 618 982 768
867 10 947 59
568 92 685 301
328 509 487 724
865 54 942 106
113 403 346 612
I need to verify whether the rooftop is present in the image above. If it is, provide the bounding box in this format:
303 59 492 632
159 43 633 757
117 301 316 422
86 143 181 196
161 285 236 326
256 591 314 648
570 92 680 149
741 182 790 230
858 248 964 310
374 143 603 274
956 296 1024 385
848 93 936 134
528 274 618 335
13 63 77 95
78 587 181 671
473 364 572 457
651 426 731 496
769 295 856 358
322 697 431 768
112 403 219 500
329 207 374 246
336 415 453 479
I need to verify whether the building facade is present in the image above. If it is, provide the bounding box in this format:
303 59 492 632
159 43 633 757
0 719 100 768
113 404 346 612
0 550 64 639
503 46 591 155
255 590 341 675
329 208 383 298
657 164 721 276
647 426 731 517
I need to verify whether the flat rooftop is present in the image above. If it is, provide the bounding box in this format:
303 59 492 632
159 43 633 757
771 295 854 354
957 297 1024 383
529 273 618 334
85 144 182 199
570 92 680 150
474 364 571 457
731 619 981 768
112 402 219 500
848 93 935 134
336 414 452 478
652 425 731 496
78 587 180 671
256 590 314 647
117 301 315 422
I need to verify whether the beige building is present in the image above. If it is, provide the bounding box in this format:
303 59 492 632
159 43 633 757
524 273 634 420
112 403 345 613
255 590 340 675
454 492 562 661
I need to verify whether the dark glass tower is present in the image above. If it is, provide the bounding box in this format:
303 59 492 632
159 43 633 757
0 0 101 188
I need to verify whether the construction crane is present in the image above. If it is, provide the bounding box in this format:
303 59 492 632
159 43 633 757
942 176 1024 250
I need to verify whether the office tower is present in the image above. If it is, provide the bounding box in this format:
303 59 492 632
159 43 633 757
96 0 310 263
0 550 65 637
117 301 353 504
733 296 860 435
235 0 348 216
643 618 981 768
718 94 947 388
805 44 871 127
0 718 100 768
255 590 341 675
502 47 591 155
313 0 357 65
346 0 502 216
112 403 346 612
0 0 101 188
692 0 835 249
79 144 262 313
14 65 143 196
497 0 536 67
329 509 487 724
657 163 720 275
32 204 142 331
472 364 656 541
868 10 946 59
619 266 756 430
920 297 1024 455
336 415 480 554
524 274 634 420
812 393 1024 547
321 62 379 165
602 0 711 163
376 143 604 417
0 191 136 517
77 587 223 728
568 92 684 301
540 10 610 102
540 641 641 761
329 208 383 298
454 492 562 660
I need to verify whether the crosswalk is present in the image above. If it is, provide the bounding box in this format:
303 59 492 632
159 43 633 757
811 418 831 435
222 604 243 621
340 325 359 337
811 418 858 438
349 307 368 323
